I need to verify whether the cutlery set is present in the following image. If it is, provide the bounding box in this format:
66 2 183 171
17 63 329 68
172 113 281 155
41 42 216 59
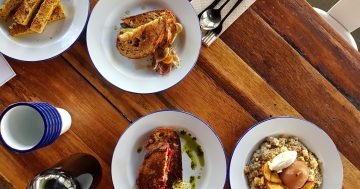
199 0 244 46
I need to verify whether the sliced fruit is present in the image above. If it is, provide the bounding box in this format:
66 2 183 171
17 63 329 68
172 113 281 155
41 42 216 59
270 171 282 184
301 181 315 189
263 162 282 184
266 182 285 189
162 55 174 64
280 161 309 189
263 162 272 181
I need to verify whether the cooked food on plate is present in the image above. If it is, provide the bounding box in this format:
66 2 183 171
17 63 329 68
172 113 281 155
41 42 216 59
30 0 60 33
0 0 23 20
137 128 182 189
137 128 204 189
244 136 322 189
116 10 183 75
0 0 66 37
9 3 65 36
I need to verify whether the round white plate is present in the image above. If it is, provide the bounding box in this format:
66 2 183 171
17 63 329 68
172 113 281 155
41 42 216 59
87 0 201 94
0 0 89 61
229 117 343 189
111 110 227 189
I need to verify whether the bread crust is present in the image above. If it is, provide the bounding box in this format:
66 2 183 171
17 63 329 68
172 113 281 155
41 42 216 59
121 9 176 28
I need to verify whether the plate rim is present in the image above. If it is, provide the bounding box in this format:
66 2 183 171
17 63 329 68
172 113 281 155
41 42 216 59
110 109 228 189
0 0 91 62
228 116 343 189
86 0 202 94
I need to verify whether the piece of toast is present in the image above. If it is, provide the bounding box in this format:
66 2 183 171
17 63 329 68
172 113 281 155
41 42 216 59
0 0 23 20
117 17 167 59
9 3 64 36
121 9 177 48
13 0 43 25
30 0 60 33
121 9 176 28
145 128 183 189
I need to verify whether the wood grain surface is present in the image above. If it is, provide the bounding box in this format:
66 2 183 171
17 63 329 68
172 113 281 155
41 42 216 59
221 8 360 168
0 0 359 188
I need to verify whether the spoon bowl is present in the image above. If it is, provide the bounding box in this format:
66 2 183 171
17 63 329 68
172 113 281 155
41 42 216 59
199 0 231 31
200 9 222 30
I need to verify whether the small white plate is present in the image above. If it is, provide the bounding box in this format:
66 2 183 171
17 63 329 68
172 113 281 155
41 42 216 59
86 0 201 94
229 117 343 189
0 0 89 61
111 110 227 189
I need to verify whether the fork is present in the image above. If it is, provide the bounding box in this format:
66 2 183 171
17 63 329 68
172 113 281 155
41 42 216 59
202 0 244 46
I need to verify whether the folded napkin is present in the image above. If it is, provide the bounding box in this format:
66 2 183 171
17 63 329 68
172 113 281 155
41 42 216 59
191 0 256 46
0 54 16 87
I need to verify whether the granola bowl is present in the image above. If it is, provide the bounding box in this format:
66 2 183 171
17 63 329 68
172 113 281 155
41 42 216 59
229 117 342 189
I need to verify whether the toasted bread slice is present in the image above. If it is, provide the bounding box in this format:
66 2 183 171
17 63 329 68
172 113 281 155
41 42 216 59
117 17 167 59
137 142 172 189
9 3 64 36
30 0 60 33
0 0 23 20
13 0 43 25
121 9 176 28
48 2 64 21
121 9 177 48
146 128 183 188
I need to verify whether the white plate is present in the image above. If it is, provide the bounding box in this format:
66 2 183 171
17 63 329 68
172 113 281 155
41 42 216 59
86 0 201 94
111 110 227 189
229 117 343 189
0 0 89 61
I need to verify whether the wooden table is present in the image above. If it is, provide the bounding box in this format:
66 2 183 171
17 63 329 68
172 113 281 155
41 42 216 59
0 0 359 188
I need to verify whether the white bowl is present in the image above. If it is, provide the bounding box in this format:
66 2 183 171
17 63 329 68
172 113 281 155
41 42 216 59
229 117 343 189
0 0 90 61
86 0 202 94
111 110 227 189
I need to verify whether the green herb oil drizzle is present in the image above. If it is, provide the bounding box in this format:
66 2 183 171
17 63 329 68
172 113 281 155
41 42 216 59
178 130 205 170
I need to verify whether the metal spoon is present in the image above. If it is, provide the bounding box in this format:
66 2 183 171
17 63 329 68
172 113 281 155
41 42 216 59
200 0 232 30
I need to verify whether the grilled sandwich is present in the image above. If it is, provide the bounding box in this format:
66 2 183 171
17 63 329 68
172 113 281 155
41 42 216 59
0 0 23 21
9 3 64 36
137 128 183 189
30 0 60 33
13 0 43 25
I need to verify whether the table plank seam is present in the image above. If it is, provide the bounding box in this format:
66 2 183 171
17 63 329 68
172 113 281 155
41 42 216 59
59 55 133 123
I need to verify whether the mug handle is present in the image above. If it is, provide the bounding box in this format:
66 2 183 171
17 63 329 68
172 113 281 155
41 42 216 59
328 0 360 32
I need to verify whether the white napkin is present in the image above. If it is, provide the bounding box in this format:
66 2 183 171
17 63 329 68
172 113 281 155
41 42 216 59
191 0 256 46
0 54 16 87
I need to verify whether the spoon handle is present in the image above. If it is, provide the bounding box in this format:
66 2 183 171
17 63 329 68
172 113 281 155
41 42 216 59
218 0 244 28
198 0 221 18
218 0 232 11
